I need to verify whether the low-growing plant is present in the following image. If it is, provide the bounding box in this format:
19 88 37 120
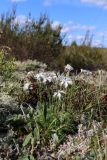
2 59 107 159
6 97 78 159
25 63 40 72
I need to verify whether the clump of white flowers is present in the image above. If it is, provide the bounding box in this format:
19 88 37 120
35 72 47 83
60 76 73 88
26 71 35 79
22 71 35 92
23 82 31 91
22 64 74 93
34 71 57 83
80 69 92 75
53 90 66 100
64 64 74 72
64 64 74 76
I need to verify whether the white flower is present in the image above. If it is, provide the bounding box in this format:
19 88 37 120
86 129 94 137
23 82 31 91
52 133 59 144
80 69 92 75
35 71 60 83
64 64 73 72
60 77 73 88
53 90 66 100
35 72 45 82
27 71 34 79
46 76 53 82
45 72 57 82
42 76 47 83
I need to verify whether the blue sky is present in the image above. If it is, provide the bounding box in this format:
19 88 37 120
0 0 107 46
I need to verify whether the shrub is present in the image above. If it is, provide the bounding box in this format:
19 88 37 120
0 9 63 66
0 50 16 83
58 45 106 71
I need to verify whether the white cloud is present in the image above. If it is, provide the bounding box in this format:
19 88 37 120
67 34 85 43
73 24 95 31
63 21 95 33
52 21 60 28
97 31 107 37
43 0 52 6
92 39 103 47
14 15 30 24
11 0 27 2
43 0 73 6
61 23 71 33
52 20 96 34
55 20 107 47
61 26 71 33
44 0 107 9
52 21 71 33
75 35 85 40
95 31 107 46
66 33 103 47
81 0 107 9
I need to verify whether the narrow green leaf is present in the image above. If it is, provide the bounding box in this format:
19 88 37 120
22 158 29 160
75 156 81 160
43 103 47 121
23 132 32 147
34 123 40 141
30 155 35 160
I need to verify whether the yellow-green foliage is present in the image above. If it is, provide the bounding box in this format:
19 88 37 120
0 51 16 81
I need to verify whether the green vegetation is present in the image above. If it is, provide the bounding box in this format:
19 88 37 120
0 50 16 83
0 8 63 67
0 9 107 160
0 9 107 71
3 72 107 159
59 45 106 71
